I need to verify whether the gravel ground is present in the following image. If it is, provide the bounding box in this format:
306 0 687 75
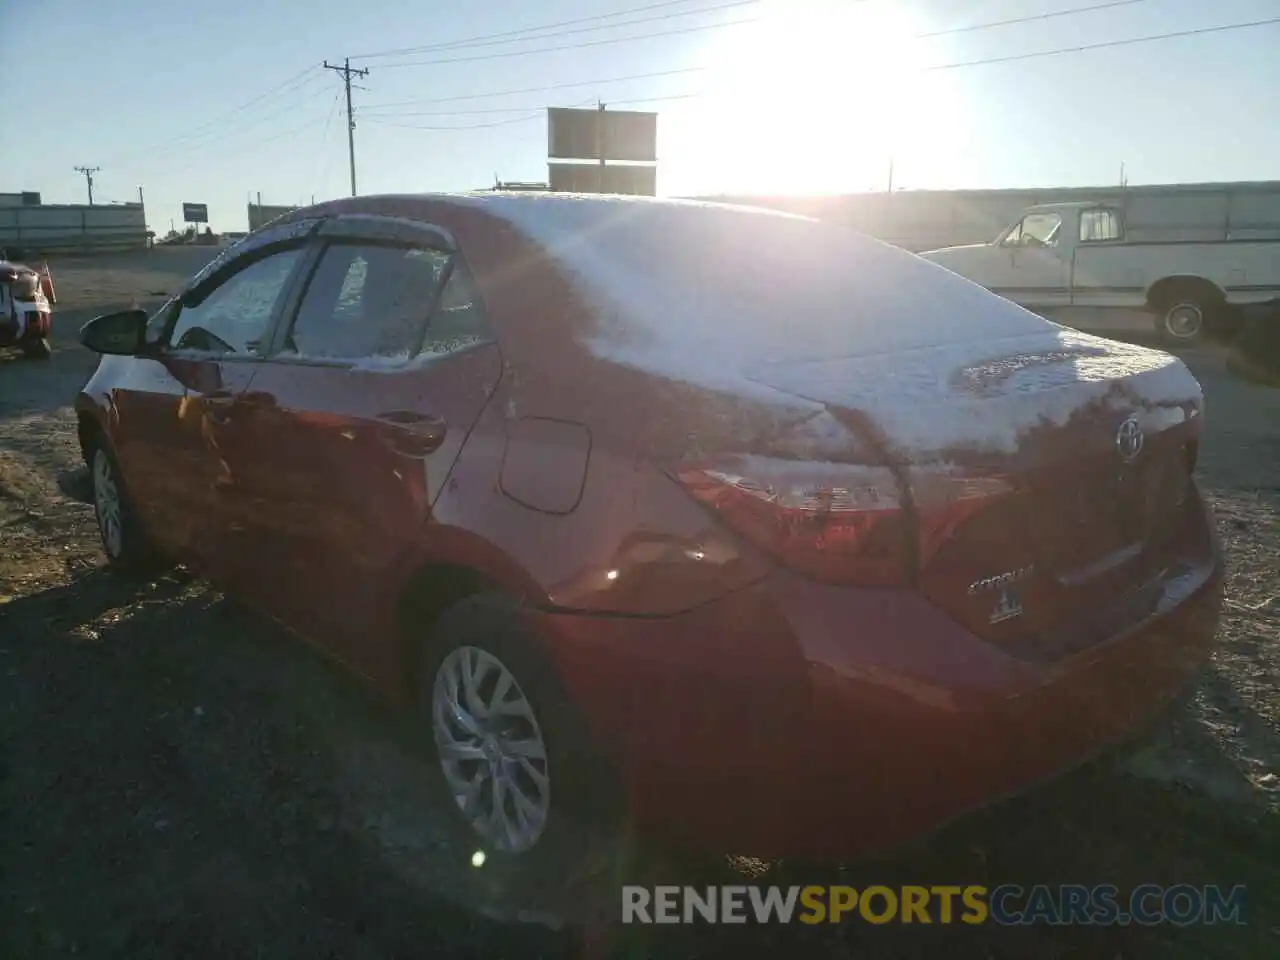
0 249 1277 958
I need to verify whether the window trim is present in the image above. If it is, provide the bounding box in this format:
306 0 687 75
316 213 457 251
180 218 323 306
261 226 495 369
160 239 319 361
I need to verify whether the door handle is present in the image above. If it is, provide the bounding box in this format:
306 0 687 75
374 410 447 457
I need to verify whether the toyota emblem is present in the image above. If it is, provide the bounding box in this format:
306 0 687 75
1116 416 1145 462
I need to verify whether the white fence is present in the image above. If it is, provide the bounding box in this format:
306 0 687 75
0 202 149 255
697 180 1280 252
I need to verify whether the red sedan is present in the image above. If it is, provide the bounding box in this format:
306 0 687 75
75 194 1223 865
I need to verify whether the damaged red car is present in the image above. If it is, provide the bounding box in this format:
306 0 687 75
74 194 1223 864
1 259 55 359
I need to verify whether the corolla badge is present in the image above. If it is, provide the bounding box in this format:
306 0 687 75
967 565 1035 596
1116 416 1145 463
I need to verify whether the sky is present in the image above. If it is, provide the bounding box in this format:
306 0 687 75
6 0 1279 231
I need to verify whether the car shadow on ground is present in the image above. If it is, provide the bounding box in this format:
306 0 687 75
2 566 1277 959
0 567 582 959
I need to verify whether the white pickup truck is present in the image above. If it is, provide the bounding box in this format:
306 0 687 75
920 200 1280 344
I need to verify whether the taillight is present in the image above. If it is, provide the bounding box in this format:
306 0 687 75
908 469 1017 568
672 457 909 585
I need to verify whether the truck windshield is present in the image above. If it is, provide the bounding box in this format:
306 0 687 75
1001 212 1062 247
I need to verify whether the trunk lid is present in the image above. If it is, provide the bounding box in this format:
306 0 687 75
745 332 1204 655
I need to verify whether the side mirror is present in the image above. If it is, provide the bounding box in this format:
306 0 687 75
80 309 149 355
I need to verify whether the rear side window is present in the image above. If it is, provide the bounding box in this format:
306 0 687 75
283 242 490 361
422 260 490 357
1079 208 1122 243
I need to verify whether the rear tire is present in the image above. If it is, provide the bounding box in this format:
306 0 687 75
1154 299 1208 344
20 336 51 360
88 438 166 576
416 594 624 880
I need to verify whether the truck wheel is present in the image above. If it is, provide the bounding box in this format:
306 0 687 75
1156 300 1207 344
21 336 51 360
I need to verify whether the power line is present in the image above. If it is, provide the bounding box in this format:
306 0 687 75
924 14 1280 72
100 66 322 167
144 115 333 184
369 14 1280 129
915 0 1146 39
350 0 766 60
130 82 331 172
325 58 371 196
371 0 1152 71
97 0 1150 177
362 66 708 112
363 108 576 132
74 166 101 205
362 0 760 60
378 13 761 69
311 91 344 198
360 0 1133 66
366 104 584 118
612 16 1280 96
364 0 1153 117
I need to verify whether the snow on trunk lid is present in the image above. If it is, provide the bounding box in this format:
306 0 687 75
744 329 1202 463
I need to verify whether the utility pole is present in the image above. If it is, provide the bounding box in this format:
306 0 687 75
325 58 370 197
887 157 894 193
74 166 101 205
596 101 607 192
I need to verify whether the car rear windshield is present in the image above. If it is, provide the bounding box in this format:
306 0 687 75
512 202 1051 367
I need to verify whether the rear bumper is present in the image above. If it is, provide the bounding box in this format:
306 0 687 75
535 533 1224 860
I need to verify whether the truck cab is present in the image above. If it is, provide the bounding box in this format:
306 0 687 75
921 203 1117 311
921 201 1280 344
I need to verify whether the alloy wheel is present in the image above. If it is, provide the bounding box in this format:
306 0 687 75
432 645 551 853
92 449 124 559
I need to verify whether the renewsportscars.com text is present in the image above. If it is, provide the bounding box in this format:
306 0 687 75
621 884 1248 926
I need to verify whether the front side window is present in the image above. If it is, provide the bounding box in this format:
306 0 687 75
1005 212 1062 248
283 241 490 361
169 248 302 355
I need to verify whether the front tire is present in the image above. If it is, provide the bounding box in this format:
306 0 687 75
89 441 163 575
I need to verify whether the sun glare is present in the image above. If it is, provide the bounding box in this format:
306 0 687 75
663 0 960 195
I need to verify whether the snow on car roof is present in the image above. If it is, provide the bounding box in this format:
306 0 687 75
438 193 1200 455
445 191 1052 357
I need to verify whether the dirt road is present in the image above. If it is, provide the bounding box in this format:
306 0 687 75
1 250 1277 958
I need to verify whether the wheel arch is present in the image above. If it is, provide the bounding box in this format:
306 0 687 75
390 529 550 703
1145 274 1226 311
76 406 106 463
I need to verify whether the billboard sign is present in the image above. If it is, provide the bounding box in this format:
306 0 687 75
548 163 656 196
247 203 299 232
182 202 209 224
547 107 657 163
